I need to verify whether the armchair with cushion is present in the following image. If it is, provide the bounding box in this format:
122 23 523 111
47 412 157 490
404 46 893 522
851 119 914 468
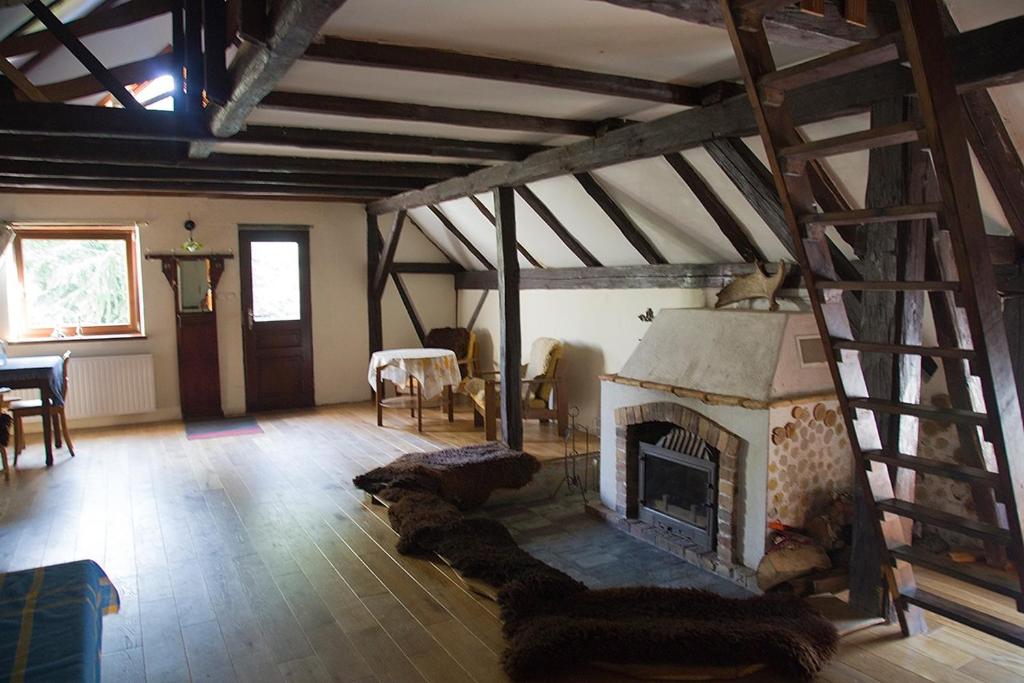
423 327 477 379
465 337 568 441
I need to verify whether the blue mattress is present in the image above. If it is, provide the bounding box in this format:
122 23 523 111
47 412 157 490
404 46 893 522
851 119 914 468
0 560 120 682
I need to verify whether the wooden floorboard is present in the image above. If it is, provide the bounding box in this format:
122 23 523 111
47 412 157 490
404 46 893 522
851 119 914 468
0 401 1021 682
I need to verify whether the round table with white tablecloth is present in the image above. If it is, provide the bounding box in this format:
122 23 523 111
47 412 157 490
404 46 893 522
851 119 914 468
368 348 462 431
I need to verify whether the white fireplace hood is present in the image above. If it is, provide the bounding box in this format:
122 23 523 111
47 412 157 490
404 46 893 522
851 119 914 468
611 309 836 405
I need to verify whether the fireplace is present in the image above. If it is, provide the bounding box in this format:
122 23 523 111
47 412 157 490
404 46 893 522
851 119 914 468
595 309 852 591
638 434 719 551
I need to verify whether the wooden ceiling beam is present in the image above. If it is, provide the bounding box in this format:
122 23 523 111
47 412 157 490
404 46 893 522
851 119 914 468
590 0 895 51
0 0 173 58
24 0 142 110
230 124 547 161
455 261 800 290
575 172 666 265
663 152 765 263
303 36 709 106
468 195 543 268
367 16 1024 215
193 0 350 158
260 91 616 137
0 175 392 198
515 185 602 267
0 135 482 178
428 205 494 270
0 101 206 140
0 160 431 190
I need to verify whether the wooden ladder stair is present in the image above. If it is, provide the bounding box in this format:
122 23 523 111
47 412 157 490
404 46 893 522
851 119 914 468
720 0 1024 646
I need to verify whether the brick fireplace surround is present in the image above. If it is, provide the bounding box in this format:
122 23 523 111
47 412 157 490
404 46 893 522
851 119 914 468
588 400 758 591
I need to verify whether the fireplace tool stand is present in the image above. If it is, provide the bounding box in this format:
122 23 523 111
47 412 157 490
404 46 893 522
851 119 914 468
561 406 596 504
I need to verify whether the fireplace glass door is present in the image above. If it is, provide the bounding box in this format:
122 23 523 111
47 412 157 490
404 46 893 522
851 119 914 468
638 441 717 550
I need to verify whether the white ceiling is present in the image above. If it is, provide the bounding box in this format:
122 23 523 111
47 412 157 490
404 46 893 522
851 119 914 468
4 0 1024 270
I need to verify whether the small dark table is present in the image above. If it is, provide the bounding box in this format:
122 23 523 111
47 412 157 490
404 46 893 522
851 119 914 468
0 355 64 466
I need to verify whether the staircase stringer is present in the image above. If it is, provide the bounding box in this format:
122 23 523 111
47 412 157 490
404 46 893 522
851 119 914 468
717 0 925 635
896 0 1024 585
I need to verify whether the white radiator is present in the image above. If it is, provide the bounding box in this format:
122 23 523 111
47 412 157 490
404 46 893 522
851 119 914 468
63 354 157 419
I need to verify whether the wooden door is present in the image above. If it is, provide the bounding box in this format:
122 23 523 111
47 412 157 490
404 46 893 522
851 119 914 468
239 229 314 411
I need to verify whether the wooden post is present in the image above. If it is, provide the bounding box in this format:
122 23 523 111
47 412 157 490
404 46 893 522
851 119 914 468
494 186 523 450
848 97 908 619
367 213 383 364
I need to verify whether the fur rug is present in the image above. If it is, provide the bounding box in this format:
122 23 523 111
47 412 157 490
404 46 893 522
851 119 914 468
353 443 540 509
354 448 838 680
500 586 839 680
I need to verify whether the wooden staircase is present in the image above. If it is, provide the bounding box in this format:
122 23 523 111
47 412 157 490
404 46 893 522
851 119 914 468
719 0 1024 646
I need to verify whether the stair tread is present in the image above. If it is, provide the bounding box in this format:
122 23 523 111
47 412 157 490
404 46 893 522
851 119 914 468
815 280 959 291
800 203 943 227
849 398 987 426
900 588 1024 647
862 451 999 485
833 340 975 360
780 121 921 164
876 499 1011 542
760 32 902 94
890 546 1021 598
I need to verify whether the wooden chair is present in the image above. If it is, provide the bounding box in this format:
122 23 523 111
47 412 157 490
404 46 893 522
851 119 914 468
423 327 477 378
466 337 568 441
12 351 74 462
0 387 11 481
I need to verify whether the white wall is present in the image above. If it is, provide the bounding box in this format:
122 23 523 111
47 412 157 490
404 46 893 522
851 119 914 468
0 194 453 426
457 287 707 429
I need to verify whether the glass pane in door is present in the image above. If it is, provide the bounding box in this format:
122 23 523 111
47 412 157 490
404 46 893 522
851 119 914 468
250 241 301 321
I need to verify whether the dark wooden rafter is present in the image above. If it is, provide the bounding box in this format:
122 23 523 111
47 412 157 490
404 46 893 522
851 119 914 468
468 195 543 268
516 185 601 267
494 186 523 450
33 54 174 101
367 17 1024 215
575 172 666 264
183 0 203 111
372 211 407 300
936 7 1024 244
406 215 462 266
455 261 797 290
2 0 63 42
0 56 47 102
0 0 174 58
260 91 621 137
662 152 765 262
0 135 480 178
202 0 228 104
591 0 893 51
427 205 494 270
24 0 142 110
303 36 711 106
702 137 792 254
231 125 547 161
191 0 350 157
19 0 117 75
0 159 433 190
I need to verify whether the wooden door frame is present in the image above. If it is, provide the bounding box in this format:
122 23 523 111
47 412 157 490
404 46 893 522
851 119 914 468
238 227 315 412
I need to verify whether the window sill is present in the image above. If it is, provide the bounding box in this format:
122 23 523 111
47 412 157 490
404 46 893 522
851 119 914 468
8 334 148 345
